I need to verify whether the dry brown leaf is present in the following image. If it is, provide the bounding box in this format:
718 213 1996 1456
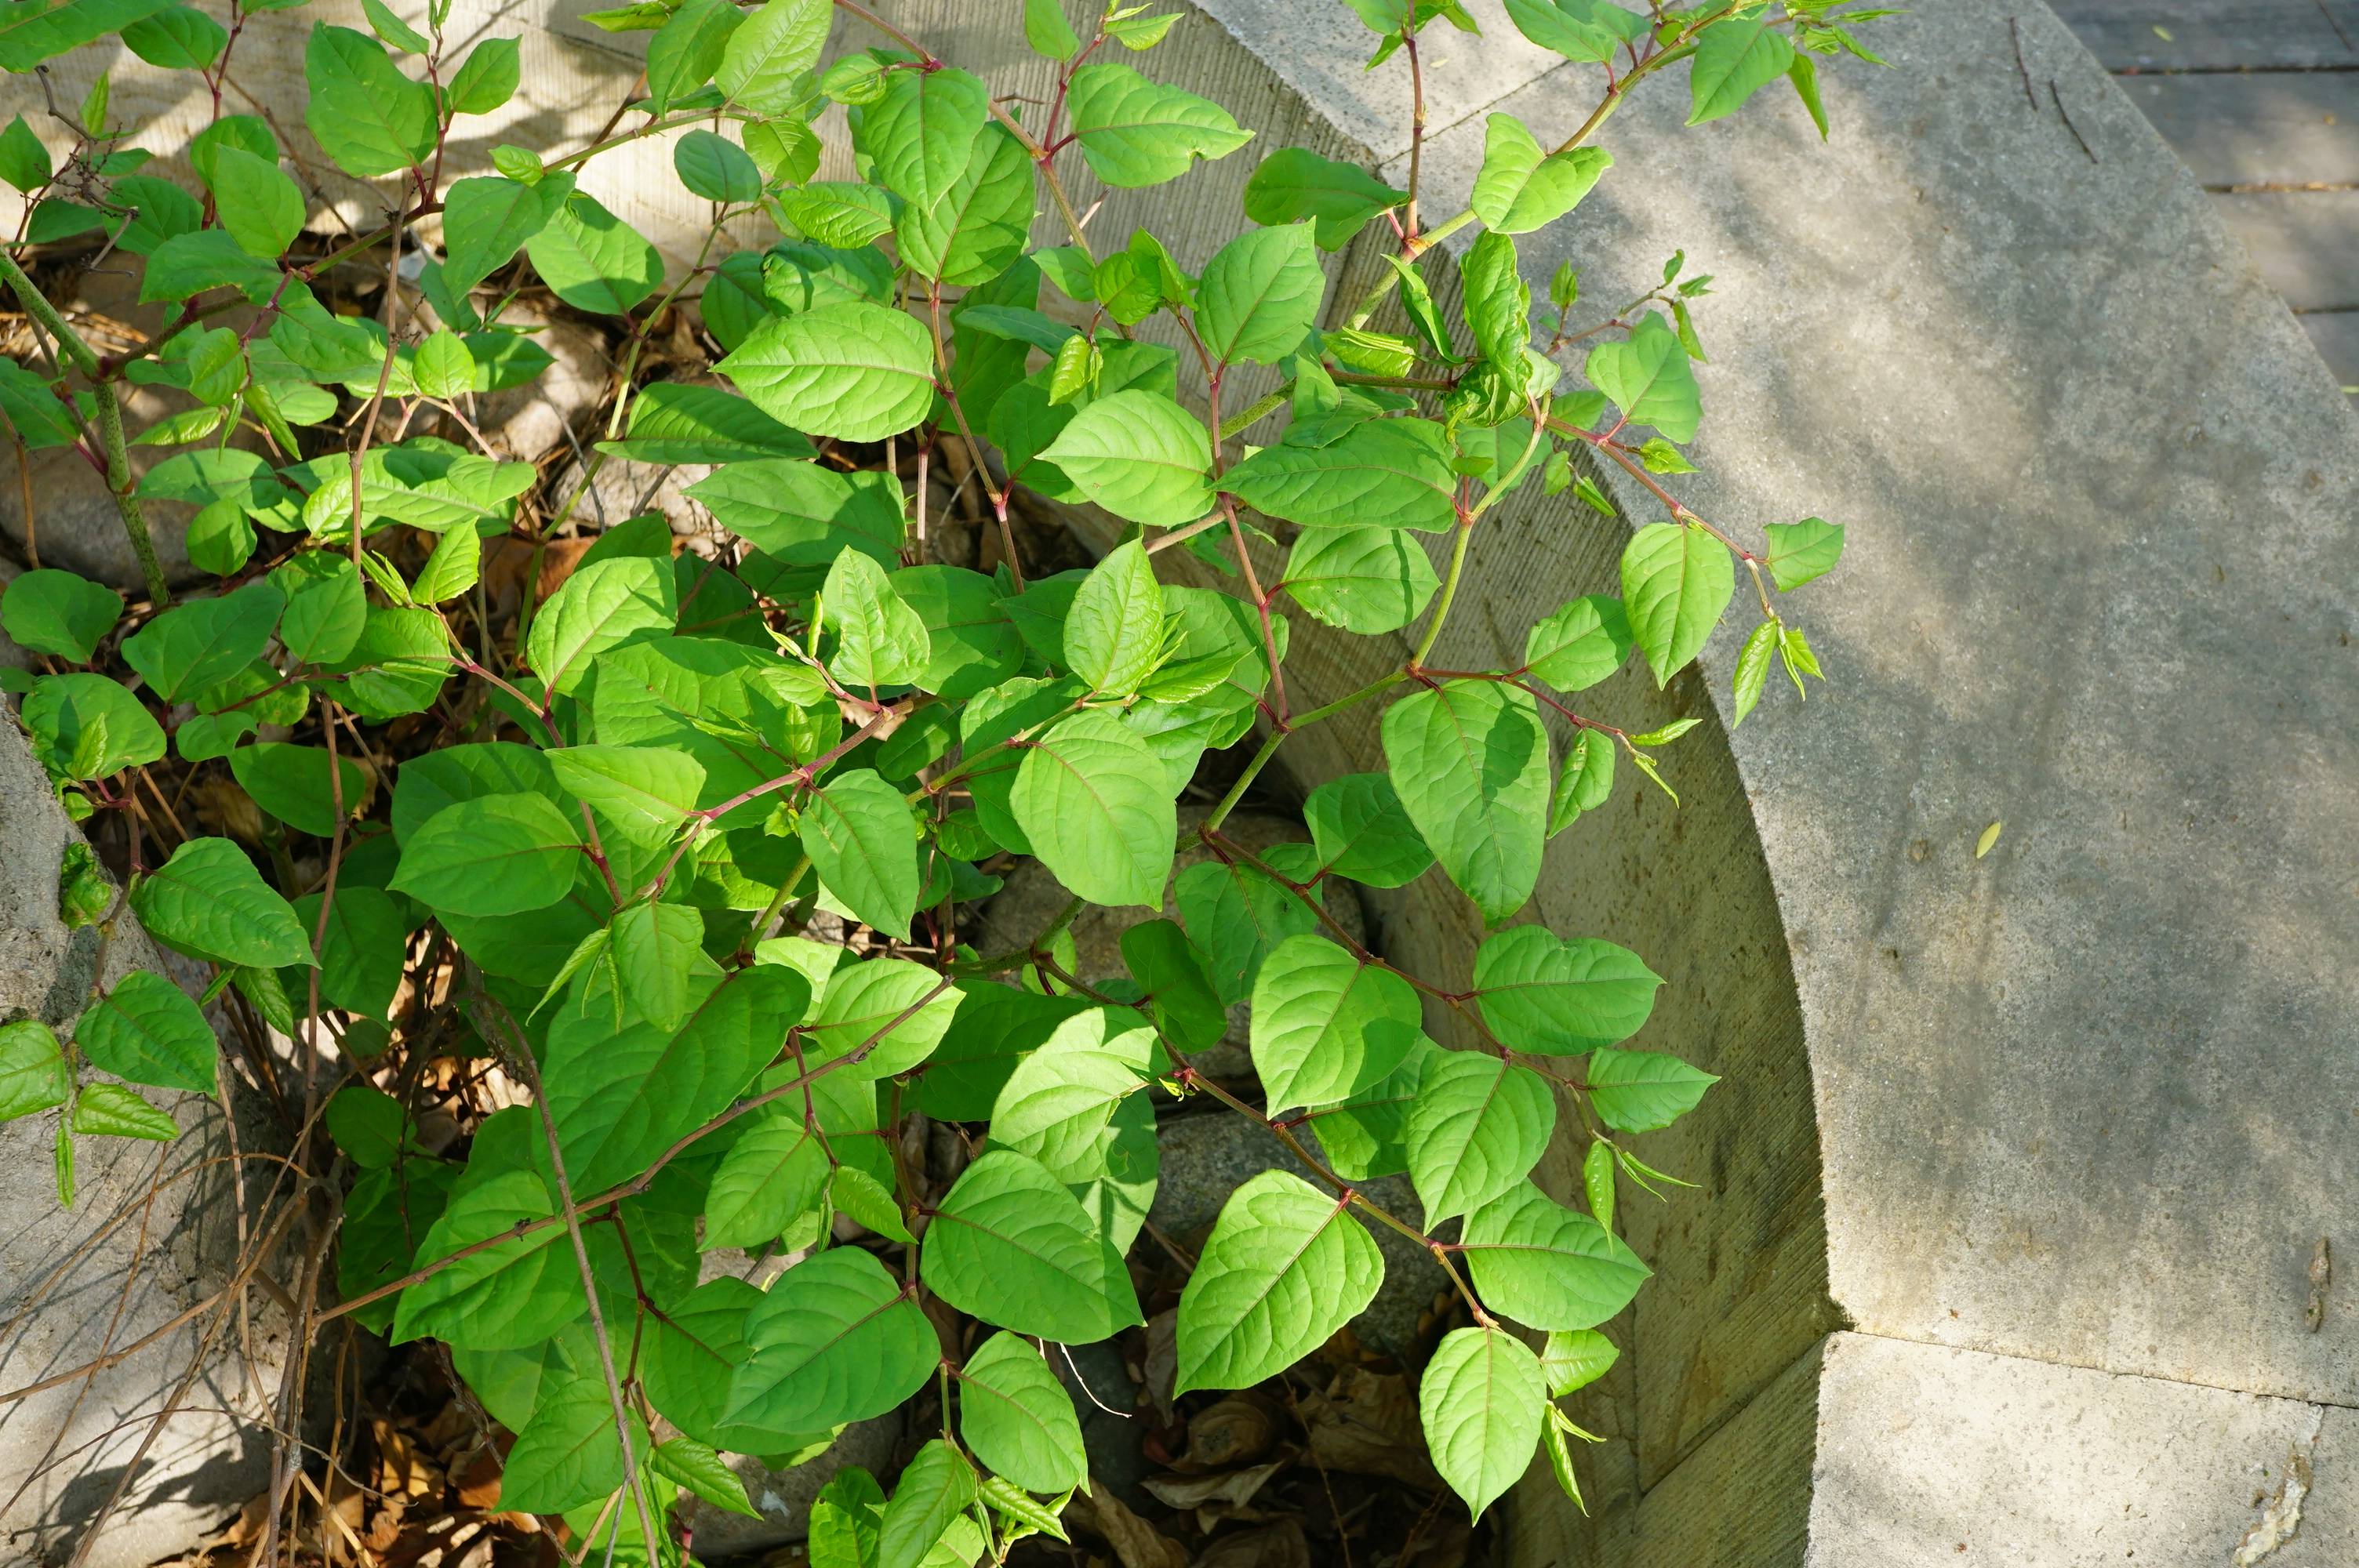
1140 1451 1292 1515
1183 1395 1279 1471
1069 1482 1190 1568
1189 1517 1310 1568
1299 1367 1441 1489
1142 1308 1179 1422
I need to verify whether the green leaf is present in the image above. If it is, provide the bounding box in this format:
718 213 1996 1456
1419 1326 1544 1519
1065 62 1252 187
1063 540 1165 697
1173 855 1318 1005
543 964 810 1190
2 570 122 662
987 1009 1155 1183
896 123 1034 288
1022 0 1080 59
1470 924 1659 1054
1583 1047 1717 1133
1038 390 1214 529
1763 517 1844 590
438 173 575 296
550 744 705 839
74 1081 178 1140
805 956 961 1078
725 1247 937 1431
1222 417 1458 532
823 545 931 691
1470 113 1612 234
1459 230 1530 372
717 0 828 114
1503 0 1649 63
448 35 522 114
959 1331 1088 1494
1241 147 1404 250
1195 223 1323 366
863 63 991 214
808 1466 888 1568
1619 521 1732 686
525 191 665 317
922 1149 1143 1341
1547 728 1614 837
775 181 899 249
1581 1137 1615 1234
1732 618 1777 726
718 302 935 442
297 885 405 1018
878 1440 976 1568
133 837 311 969
204 145 303 259
230 742 365 837
1282 526 1438 634
608 900 705 1028
20 673 162 780
0 358 77 448
304 23 434 177
526 554 677 698
598 381 814 465
700 1091 831 1250
651 1436 758 1517
1521 593 1630 691
0 0 173 73
358 0 427 51
1460 1181 1648 1330
832 1163 914 1243
118 580 282 701
0 113 47 191
136 230 280 303
645 0 743 111
1175 1170 1382 1394
1586 314 1699 442
0 1019 71 1123
689 459 903 565
391 793 583 916
411 328 474 400
1404 1050 1553 1224
1790 49 1829 141
276 554 366 666
675 128 762 203
892 565 1023 699
75 970 216 1094
1380 680 1550 924
1689 13 1798 125
413 523 482 604
503 1377 649 1513
1249 933 1420 1116
1010 710 1176 910
805 768 920 938
1541 1327 1620 1397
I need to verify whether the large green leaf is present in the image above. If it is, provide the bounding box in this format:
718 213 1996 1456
20 673 163 781
921 1149 1143 1342
805 956 960 1078
1380 680 1550 924
276 554 367 666
502 1377 649 1513
230 742 365 837
1063 540 1165 697
805 768 920 938
700 1086 833 1250
294 885 406 1018
1470 113 1612 234
644 1278 807 1449
1301 1035 1437 1182
1174 1170 1382 1394
525 191 665 317
1419 1325 1544 1519
1459 1181 1648 1330
133 837 311 969
1221 417 1458 532
1470 924 1660 1054
645 0 742 111
863 64 991 214
1038 390 1214 528
1173 855 1319 1005
1521 593 1631 691
118 580 282 702
1304 771 1434 889
958 1331 1088 1494
717 0 830 113
438 173 575 296
1249 933 1420 1116
892 566 1023 699
548 745 705 840
391 793 582 916
1502 0 1648 63
1403 1050 1553 1224
718 301 936 441
392 1139 583 1348
1065 62 1252 187
1240 147 1404 250
1459 231 1529 372
606 900 705 1028
1763 517 1844 591
205 145 304 259
0 1020 71 1123
1688 13 1799 125
1282 526 1438 634
75 970 216 1094
1586 314 1699 443
725 1247 937 1431
543 963 809 1191
896 122 1034 288
303 23 434 177
1009 710 1176 909
987 1009 1155 1183
877 1439 976 1568
0 0 173 71
1618 521 1732 687
1583 1047 1717 1132
823 546 930 691
595 380 814 465
1540 1327 1621 1396
525 554 678 698
1195 222 1323 366
690 459 904 566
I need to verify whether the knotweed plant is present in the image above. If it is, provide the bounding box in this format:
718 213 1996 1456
0 0 1881 1557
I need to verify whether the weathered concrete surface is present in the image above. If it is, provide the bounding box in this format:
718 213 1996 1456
0 716 290 1566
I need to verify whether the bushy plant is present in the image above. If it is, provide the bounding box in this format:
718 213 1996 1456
0 0 1881 1556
